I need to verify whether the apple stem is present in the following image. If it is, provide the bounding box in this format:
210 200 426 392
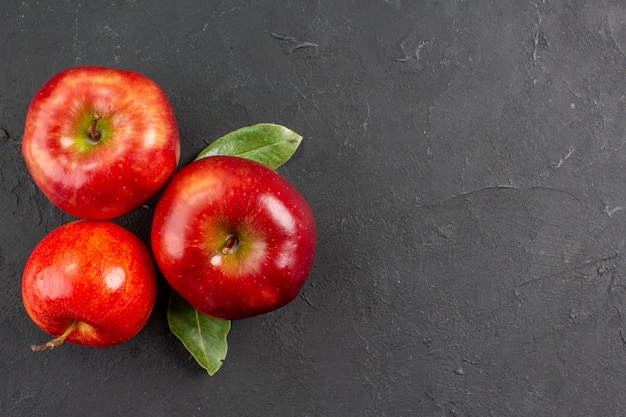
222 235 239 255
88 112 103 142
31 320 80 352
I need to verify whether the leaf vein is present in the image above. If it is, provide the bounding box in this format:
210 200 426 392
194 308 210 363
235 139 299 157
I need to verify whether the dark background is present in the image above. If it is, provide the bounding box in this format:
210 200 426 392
1 1 626 416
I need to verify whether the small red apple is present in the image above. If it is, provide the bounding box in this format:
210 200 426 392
151 156 317 320
22 220 158 349
22 66 180 220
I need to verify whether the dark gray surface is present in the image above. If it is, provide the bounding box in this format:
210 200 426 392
1 1 626 416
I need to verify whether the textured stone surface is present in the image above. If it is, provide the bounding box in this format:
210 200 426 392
1 1 626 416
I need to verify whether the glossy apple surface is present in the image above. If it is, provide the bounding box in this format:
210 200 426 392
151 156 317 320
22 220 158 348
22 66 180 219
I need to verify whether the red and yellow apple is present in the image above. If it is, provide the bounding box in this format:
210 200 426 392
22 220 158 349
21 66 180 220
151 156 317 320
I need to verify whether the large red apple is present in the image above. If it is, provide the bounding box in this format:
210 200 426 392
22 66 180 220
151 156 317 320
22 220 158 349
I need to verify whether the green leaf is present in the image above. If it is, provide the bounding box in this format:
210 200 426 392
167 292 231 376
195 123 303 169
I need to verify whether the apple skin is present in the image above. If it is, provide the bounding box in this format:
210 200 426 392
151 156 317 320
22 66 180 220
22 220 158 348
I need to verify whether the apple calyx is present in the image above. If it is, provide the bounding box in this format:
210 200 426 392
31 320 80 352
222 235 239 255
88 112 103 143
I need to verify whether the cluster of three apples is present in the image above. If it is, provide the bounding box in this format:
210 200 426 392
20 66 316 350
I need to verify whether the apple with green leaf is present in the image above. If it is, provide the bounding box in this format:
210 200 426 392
155 124 317 375
21 65 180 219
22 220 158 349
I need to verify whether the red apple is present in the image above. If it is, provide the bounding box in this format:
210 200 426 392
22 220 158 349
151 156 317 320
22 66 180 220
